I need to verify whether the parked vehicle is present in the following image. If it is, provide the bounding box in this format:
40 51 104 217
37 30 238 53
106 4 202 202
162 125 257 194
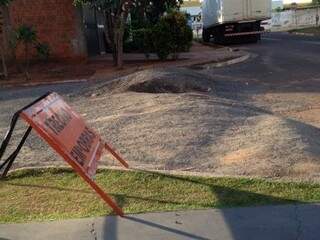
202 0 272 44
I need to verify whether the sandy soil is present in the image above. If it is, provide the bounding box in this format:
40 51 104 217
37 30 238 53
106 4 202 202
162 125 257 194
1 67 320 182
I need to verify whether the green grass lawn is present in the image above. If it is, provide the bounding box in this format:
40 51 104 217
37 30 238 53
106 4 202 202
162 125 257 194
1 168 320 223
291 27 320 36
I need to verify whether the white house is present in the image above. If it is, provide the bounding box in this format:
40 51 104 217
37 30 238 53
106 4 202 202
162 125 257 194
283 0 312 4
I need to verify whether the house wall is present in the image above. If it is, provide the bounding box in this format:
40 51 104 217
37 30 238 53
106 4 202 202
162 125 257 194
9 0 87 60
262 7 320 31
283 0 312 4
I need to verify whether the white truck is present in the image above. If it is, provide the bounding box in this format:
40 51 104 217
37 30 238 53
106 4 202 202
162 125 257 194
202 0 272 44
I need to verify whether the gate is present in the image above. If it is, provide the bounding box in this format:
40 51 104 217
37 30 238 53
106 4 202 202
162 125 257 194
82 6 107 56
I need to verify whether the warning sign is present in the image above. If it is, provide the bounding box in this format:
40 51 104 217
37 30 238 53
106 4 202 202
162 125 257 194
20 92 104 178
18 92 129 216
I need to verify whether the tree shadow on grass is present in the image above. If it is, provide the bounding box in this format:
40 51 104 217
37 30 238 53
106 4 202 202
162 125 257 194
2 168 74 180
1 169 309 240
5 181 206 207
101 170 303 240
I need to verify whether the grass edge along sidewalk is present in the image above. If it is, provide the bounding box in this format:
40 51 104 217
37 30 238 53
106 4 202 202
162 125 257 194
1 168 320 223
289 27 320 36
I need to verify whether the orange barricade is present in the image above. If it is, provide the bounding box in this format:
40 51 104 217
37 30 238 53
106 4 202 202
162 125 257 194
0 92 129 216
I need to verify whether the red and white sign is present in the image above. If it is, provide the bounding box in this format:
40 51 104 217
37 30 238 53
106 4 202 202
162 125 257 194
20 92 128 216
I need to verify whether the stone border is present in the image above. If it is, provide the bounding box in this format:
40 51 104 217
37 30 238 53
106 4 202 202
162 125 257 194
0 48 250 88
8 165 306 184
0 78 88 88
192 52 251 70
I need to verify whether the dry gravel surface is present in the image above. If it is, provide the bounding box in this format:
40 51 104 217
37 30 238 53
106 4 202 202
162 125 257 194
1 67 320 181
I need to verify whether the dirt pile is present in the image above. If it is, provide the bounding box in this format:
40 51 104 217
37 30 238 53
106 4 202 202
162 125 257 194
83 68 215 95
2 67 320 181
85 93 319 180
72 72 320 181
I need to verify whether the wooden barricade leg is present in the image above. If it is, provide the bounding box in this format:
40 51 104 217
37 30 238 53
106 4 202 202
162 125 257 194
105 143 129 169
79 170 124 217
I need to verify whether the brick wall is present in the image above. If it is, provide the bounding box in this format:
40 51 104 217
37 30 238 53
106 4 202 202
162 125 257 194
9 0 87 60
0 9 3 38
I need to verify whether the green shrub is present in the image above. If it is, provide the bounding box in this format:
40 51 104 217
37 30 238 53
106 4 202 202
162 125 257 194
124 28 145 52
35 42 50 60
12 25 51 79
152 22 172 60
15 25 37 46
124 28 153 58
152 11 193 60
124 11 193 60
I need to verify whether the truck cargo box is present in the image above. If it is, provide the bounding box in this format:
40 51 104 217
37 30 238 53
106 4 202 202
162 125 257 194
202 0 272 29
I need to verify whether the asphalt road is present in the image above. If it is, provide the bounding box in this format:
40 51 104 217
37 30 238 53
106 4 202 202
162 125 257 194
209 32 320 92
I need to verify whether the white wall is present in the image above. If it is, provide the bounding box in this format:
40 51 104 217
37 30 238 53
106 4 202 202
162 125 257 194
283 0 312 4
263 8 320 31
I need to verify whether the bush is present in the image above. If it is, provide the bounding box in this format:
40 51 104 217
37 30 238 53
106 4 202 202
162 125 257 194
124 28 153 58
152 23 172 60
124 11 193 61
15 25 37 44
152 11 193 60
124 29 146 52
35 42 50 60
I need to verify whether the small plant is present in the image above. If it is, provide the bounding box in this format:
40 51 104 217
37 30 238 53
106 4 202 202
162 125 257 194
35 42 50 60
15 25 36 80
13 24 50 80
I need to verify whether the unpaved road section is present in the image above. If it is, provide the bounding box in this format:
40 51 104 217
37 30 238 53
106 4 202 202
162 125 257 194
0 32 320 181
0 66 319 182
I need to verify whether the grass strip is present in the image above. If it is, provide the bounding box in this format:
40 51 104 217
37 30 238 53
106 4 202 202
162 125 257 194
1 168 320 223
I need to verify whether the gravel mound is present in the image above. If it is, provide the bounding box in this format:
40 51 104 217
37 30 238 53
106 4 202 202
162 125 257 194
83 68 215 95
1 67 320 181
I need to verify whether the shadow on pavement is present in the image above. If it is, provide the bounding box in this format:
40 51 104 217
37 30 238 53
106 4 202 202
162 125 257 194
100 170 302 240
103 215 211 240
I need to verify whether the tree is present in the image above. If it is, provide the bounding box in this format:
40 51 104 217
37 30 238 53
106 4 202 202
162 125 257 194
131 0 183 25
313 0 320 5
75 0 182 68
75 0 136 68
0 0 12 79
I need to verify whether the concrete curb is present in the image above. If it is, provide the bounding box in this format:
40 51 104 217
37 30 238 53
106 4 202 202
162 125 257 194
289 32 317 37
200 52 251 69
0 48 250 88
9 165 308 184
0 78 88 88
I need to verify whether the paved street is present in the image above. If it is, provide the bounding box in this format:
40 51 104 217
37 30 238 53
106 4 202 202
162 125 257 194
209 32 320 90
1 204 320 240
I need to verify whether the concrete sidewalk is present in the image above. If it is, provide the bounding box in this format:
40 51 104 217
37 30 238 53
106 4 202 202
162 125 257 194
1 204 319 240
